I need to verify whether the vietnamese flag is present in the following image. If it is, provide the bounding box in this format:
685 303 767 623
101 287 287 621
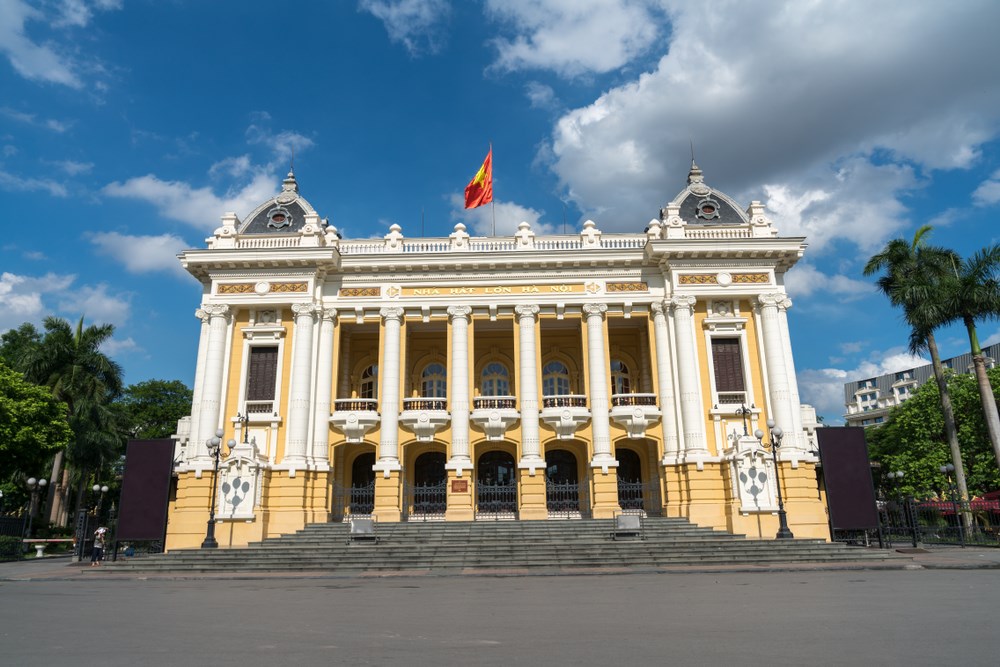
464 148 493 209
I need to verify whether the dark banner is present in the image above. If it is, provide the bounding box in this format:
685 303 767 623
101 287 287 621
116 439 175 541
817 427 879 530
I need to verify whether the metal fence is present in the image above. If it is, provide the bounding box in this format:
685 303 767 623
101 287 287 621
405 481 447 521
0 514 27 561
476 480 517 519
617 479 663 517
833 497 1000 548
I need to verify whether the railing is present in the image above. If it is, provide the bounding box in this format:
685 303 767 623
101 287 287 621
333 399 378 412
611 393 657 407
473 396 517 410
236 235 302 249
348 481 376 516
834 497 1000 548
542 395 587 409
616 478 662 515
245 400 275 415
683 227 752 240
402 398 447 411
405 481 448 520
546 479 581 515
716 391 747 405
476 480 518 518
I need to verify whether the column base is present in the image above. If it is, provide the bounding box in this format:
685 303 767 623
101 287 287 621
372 470 401 523
518 468 548 520
445 469 475 521
590 465 621 519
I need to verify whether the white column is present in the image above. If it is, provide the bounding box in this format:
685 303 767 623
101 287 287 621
584 303 616 469
197 304 231 460
670 295 708 456
447 306 472 473
284 302 317 465
374 307 404 475
188 309 211 461
773 294 806 454
516 304 543 469
651 301 680 459
312 309 337 464
337 332 351 399
757 293 798 452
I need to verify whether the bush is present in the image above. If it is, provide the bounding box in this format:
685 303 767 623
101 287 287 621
0 534 22 561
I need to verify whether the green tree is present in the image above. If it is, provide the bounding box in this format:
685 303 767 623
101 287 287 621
867 369 1000 498
0 361 72 506
115 379 192 439
864 226 970 503
0 323 41 369
19 316 125 525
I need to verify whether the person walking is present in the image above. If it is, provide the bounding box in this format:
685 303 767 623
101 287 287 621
91 527 107 566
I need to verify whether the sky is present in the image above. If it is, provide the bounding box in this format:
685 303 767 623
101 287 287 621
3 0 1000 424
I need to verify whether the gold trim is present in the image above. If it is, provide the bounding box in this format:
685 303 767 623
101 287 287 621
606 282 648 292
218 282 307 294
270 282 308 293
679 274 717 285
218 283 255 294
340 287 380 298
732 273 770 284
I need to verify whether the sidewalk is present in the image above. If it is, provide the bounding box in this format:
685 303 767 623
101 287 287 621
2 546 998 581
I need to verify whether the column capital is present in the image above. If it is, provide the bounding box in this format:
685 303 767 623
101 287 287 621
202 304 231 318
515 304 540 320
291 302 319 317
195 308 210 323
318 307 338 323
447 305 472 321
757 292 789 309
583 303 608 318
380 306 404 322
649 301 668 317
669 294 696 311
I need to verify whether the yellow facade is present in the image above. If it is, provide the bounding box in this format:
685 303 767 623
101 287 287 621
167 166 829 551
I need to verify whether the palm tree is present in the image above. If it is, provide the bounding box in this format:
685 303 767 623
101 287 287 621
20 316 124 526
864 226 970 506
935 245 1000 470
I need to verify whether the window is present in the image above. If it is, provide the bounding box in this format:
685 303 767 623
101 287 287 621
481 362 510 396
542 361 571 396
421 363 447 398
359 364 378 399
711 338 745 403
610 360 631 395
895 371 911 381
245 346 278 413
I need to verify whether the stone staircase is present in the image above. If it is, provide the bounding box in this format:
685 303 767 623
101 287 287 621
104 517 899 574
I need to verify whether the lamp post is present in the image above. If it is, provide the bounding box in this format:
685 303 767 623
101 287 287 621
233 412 249 444
886 470 904 501
92 484 109 517
25 477 48 538
754 419 794 539
200 428 225 549
939 462 965 545
735 403 754 436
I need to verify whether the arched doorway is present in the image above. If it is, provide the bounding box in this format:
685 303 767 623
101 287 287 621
476 451 517 518
349 452 375 516
410 451 446 519
616 449 644 511
545 449 580 516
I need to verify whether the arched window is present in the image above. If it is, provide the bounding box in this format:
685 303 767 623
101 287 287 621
481 362 510 396
359 364 378 399
421 363 447 398
610 359 631 395
542 361 571 396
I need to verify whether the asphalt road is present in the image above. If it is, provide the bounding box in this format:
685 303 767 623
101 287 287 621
1 570 996 666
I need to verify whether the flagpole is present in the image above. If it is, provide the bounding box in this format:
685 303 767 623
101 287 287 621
491 201 496 237
490 141 495 236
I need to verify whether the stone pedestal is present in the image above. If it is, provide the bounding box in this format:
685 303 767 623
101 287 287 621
445 471 475 521
372 471 402 523
590 467 621 519
517 469 548 520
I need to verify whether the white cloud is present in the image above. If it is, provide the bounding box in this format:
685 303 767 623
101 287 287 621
55 283 132 328
486 0 660 77
0 271 76 330
0 168 68 197
540 1 1000 249
798 349 928 424
525 81 557 110
88 231 190 277
0 0 80 87
973 169 1000 206
448 193 553 237
245 123 314 170
102 172 276 228
784 263 872 301
359 0 450 55
0 106 70 133
45 159 93 175
209 155 252 179
101 335 138 358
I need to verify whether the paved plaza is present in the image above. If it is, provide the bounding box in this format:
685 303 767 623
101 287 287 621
1 558 998 666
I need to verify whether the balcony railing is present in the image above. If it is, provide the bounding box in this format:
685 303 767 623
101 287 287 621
402 398 447 411
473 396 517 410
542 395 587 409
716 391 747 405
245 400 275 415
611 393 657 407
333 398 378 412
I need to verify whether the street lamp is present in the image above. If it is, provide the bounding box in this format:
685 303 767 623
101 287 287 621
886 470 904 500
200 428 225 549
25 477 47 538
233 412 250 444
938 463 965 544
91 484 109 517
735 403 754 436
754 419 795 539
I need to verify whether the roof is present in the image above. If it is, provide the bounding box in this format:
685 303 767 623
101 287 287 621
238 170 321 235
667 160 749 226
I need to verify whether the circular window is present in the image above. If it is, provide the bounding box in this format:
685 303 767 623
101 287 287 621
695 197 721 221
266 207 292 229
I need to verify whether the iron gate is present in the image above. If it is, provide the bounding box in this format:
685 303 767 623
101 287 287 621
349 480 375 516
546 479 581 517
834 497 1000 548
406 480 447 520
0 514 26 561
476 480 517 518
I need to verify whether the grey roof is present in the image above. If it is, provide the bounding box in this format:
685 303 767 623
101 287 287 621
238 170 321 235
668 161 749 226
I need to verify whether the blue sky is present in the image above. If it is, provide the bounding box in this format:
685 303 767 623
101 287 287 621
3 0 1000 424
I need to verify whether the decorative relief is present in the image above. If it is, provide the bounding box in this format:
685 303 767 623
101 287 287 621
340 287 380 298
679 274 717 285
606 282 648 293
218 282 307 295
585 282 601 294
731 273 769 284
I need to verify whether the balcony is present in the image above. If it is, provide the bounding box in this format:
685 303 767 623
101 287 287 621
400 398 450 442
471 396 520 441
330 398 379 443
245 400 280 422
540 394 591 440
610 393 660 439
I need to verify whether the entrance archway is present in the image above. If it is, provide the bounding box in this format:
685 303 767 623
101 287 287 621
349 452 375 516
545 449 580 515
410 451 446 519
616 449 644 511
476 451 517 517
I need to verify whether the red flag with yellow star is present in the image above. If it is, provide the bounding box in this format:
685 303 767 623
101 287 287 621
464 147 493 209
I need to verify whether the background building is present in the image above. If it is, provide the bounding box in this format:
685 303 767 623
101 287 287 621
166 163 829 550
843 343 1000 427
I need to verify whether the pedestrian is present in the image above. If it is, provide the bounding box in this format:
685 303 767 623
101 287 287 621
91 527 107 566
